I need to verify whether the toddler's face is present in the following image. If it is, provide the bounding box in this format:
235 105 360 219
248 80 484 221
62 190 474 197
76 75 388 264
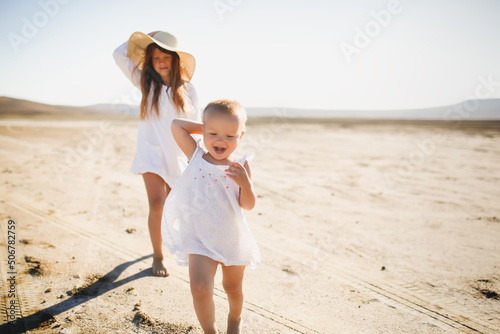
203 111 244 162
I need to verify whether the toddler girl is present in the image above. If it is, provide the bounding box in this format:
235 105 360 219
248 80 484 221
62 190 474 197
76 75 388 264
162 99 260 333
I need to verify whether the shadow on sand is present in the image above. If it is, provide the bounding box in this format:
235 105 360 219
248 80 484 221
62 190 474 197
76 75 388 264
1 254 154 333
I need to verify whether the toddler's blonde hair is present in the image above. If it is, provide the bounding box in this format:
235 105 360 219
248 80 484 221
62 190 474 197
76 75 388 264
203 99 247 128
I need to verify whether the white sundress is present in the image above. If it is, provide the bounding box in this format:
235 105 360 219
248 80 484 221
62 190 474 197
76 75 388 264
113 41 200 187
161 141 261 269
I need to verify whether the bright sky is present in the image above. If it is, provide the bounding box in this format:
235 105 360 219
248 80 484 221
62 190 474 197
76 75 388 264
1 0 500 110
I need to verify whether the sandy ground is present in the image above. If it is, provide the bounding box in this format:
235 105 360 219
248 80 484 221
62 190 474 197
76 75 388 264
0 114 499 333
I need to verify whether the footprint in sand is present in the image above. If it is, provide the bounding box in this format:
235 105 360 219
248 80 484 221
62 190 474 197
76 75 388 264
25 256 50 276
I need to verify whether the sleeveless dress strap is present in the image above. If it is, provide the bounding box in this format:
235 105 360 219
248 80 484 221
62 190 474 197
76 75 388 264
191 139 204 161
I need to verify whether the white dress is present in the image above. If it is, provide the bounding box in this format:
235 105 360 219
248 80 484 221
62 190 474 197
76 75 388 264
113 41 200 187
161 141 261 268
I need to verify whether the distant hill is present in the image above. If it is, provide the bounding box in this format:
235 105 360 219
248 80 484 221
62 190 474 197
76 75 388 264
0 96 128 119
1 96 499 120
88 103 140 116
246 99 500 120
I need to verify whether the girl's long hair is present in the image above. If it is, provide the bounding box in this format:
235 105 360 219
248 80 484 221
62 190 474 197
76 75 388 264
138 44 188 119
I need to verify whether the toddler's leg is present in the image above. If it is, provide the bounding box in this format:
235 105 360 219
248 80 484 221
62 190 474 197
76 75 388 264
221 265 245 334
189 254 219 334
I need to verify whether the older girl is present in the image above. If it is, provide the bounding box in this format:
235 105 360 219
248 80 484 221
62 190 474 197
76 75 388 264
113 31 199 276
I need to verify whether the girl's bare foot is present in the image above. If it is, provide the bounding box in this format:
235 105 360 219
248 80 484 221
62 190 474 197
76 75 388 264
227 317 241 334
152 257 169 277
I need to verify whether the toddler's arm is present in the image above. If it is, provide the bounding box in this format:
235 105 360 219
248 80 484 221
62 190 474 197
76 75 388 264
171 119 204 160
226 161 256 210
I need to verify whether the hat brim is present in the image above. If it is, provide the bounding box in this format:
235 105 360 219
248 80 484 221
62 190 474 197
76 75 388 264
127 31 196 82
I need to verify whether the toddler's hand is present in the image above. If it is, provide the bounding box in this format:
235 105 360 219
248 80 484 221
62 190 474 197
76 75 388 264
225 162 251 188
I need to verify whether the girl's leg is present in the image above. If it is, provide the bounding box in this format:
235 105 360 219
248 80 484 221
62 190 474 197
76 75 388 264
189 254 219 334
221 265 246 334
142 172 171 277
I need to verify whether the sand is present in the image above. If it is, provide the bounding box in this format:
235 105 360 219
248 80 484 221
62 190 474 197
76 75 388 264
0 114 499 333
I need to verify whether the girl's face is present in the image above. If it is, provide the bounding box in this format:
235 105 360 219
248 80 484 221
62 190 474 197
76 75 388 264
203 111 244 163
152 48 172 84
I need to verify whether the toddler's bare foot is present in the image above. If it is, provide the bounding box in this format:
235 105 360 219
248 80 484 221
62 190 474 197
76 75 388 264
227 317 241 334
152 257 169 277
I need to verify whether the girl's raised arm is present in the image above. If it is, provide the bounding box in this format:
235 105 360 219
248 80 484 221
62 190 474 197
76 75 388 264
171 119 204 160
112 41 141 88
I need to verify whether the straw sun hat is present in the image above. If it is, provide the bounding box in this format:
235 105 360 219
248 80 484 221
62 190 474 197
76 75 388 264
127 31 196 81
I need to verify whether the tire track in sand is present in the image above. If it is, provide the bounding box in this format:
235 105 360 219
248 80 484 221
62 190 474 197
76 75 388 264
252 222 498 334
0 218 41 332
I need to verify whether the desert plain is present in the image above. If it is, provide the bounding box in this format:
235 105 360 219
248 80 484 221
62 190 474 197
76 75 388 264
0 107 499 333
